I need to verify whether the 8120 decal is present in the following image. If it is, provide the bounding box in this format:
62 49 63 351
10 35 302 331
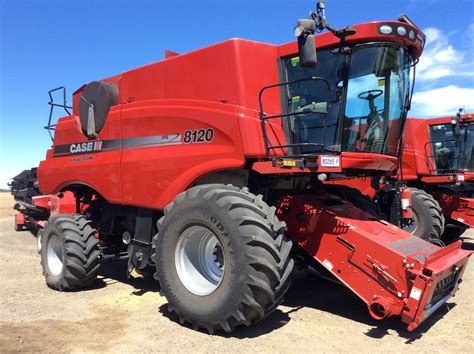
183 128 214 144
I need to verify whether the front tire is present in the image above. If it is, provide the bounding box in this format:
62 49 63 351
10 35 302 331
153 184 294 333
40 214 101 291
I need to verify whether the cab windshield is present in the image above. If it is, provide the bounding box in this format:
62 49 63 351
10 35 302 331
283 44 412 156
429 122 474 173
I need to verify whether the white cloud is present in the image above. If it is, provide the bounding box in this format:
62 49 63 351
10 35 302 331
410 85 474 117
417 27 474 82
410 26 474 117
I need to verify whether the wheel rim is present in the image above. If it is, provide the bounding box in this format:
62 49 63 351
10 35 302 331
47 234 64 276
37 232 42 253
175 225 225 296
402 211 419 234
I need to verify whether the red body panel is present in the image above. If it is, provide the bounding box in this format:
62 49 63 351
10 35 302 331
15 212 25 227
40 108 123 204
432 192 474 227
31 193 76 215
14 192 75 232
49 192 76 215
38 21 423 209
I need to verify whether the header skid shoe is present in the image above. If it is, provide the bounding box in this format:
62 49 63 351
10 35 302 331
277 194 471 331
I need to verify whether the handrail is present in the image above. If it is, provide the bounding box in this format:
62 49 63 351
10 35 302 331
423 138 461 175
258 76 331 159
44 86 72 141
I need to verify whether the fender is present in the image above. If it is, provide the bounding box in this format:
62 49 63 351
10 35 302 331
154 158 246 210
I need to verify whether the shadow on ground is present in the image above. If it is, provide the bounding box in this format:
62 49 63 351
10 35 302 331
156 268 456 340
280 269 457 343
460 236 474 250
96 259 160 295
158 304 291 338
23 227 469 341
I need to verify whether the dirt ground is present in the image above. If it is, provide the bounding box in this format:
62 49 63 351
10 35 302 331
0 193 16 218
1 193 473 353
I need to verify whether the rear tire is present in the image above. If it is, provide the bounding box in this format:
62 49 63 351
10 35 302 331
40 214 100 291
153 184 294 333
393 188 445 241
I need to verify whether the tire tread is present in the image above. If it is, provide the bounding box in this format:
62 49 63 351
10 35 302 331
41 214 100 291
153 184 294 333
410 188 445 240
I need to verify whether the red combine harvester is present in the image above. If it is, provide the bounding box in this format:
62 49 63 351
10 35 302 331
15 2 470 334
401 111 474 238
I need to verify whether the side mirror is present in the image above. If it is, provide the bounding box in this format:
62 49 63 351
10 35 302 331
295 19 317 68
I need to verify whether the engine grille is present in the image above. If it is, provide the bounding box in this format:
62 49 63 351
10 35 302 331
429 269 460 306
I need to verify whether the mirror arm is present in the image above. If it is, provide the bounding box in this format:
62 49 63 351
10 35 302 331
310 1 357 41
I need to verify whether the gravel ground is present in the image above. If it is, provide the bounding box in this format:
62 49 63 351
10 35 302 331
0 214 473 353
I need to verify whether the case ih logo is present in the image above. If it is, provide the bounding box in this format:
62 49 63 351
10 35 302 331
53 134 182 158
70 141 103 154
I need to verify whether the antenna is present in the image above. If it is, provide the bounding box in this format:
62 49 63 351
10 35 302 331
310 1 357 40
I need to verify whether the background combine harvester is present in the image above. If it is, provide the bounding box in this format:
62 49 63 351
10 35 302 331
10 1 471 334
328 110 474 241
402 111 474 239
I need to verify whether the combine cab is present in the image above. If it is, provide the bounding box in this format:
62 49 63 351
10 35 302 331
17 1 469 334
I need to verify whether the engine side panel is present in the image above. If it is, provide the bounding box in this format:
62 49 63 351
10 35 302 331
119 100 246 209
38 106 123 204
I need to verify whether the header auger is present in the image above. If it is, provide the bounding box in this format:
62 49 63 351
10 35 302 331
12 1 469 334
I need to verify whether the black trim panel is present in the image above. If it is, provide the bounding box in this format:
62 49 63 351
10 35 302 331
53 134 182 157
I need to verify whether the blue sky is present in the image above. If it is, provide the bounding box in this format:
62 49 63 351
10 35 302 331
1 0 473 188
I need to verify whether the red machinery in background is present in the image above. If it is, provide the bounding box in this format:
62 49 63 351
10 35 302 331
10 168 75 233
401 111 474 238
327 111 474 241
11 1 471 334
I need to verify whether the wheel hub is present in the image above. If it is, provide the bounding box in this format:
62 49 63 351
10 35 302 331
47 234 64 276
402 211 419 234
175 225 225 296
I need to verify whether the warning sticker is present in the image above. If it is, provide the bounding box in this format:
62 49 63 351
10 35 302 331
409 287 422 301
323 259 334 271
